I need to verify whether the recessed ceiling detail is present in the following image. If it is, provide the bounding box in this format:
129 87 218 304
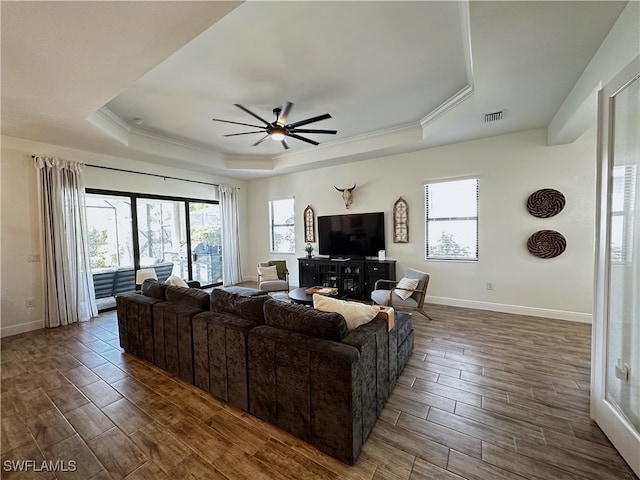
2 1 628 179
98 0 472 167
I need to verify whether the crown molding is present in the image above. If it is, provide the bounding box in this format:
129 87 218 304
223 154 275 170
86 107 131 145
420 0 475 134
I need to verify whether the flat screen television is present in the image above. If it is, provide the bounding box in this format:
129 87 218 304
317 212 385 258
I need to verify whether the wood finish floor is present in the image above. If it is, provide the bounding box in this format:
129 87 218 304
1 303 637 480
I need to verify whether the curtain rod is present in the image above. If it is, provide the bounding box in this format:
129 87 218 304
32 156 226 188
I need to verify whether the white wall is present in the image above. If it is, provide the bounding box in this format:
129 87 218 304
246 128 596 322
0 135 247 337
0 127 597 337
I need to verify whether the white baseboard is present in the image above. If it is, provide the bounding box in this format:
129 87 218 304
1 319 44 338
427 296 592 324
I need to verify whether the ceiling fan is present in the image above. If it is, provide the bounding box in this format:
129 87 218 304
212 101 337 150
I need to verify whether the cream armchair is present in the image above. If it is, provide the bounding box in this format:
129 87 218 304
257 260 289 293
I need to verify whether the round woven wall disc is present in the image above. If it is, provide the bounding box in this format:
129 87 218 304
527 230 566 258
526 189 565 218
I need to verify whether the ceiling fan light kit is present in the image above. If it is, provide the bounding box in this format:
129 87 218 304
212 101 337 150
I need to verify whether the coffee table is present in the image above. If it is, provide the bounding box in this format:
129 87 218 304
288 287 314 306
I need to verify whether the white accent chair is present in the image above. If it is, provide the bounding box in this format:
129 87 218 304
257 260 289 293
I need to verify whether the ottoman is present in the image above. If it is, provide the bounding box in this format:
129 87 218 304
216 286 268 297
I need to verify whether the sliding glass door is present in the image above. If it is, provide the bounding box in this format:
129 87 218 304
85 190 221 309
136 198 185 279
189 202 223 285
85 194 134 270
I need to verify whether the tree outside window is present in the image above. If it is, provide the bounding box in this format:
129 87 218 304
425 178 478 261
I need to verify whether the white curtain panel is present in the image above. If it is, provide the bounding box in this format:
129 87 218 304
218 184 243 286
34 156 97 327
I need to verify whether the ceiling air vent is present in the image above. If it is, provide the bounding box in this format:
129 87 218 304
484 111 503 123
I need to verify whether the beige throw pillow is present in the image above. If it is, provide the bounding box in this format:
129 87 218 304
394 277 419 300
313 294 379 331
258 265 279 281
165 275 189 288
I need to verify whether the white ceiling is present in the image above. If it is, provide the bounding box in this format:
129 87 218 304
1 1 627 179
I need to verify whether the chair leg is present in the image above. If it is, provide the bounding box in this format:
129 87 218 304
420 307 432 321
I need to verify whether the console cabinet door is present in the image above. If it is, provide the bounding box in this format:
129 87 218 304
339 262 362 297
364 262 396 299
298 259 317 287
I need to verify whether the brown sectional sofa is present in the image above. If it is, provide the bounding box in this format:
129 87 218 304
116 280 414 465
193 289 270 411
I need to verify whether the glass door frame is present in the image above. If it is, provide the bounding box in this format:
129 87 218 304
592 54 640 477
86 188 221 289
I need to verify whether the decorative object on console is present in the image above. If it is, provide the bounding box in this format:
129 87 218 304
304 205 315 242
334 184 356 209
211 101 337 150
305 242 314 258
526 188 565 218
527 230 566 258
393 196 409 243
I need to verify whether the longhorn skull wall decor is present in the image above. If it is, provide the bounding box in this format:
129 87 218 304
334 184 356 209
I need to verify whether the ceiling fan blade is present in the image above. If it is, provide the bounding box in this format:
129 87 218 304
290 128 337 135
223 131 265 137
252 135 270 146
277 101 294 125
212 118 265 129
235 104 271 125
287 113 331 129
281 138 290 150
288 133 320 146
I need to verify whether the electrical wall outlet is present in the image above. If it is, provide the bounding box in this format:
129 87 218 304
27 253 40 262
486 282 494 290
25 298 35 308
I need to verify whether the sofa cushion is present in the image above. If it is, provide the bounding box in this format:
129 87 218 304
165 285 210 311
210 289 268 324
141 279 167 300
263 298 348 341
312 294 379 331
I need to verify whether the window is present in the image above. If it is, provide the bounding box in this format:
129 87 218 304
137 198 186 271
85 194 134 269
610 165 636 264
269 198 295 253
85 190 222 295
425 178 478 260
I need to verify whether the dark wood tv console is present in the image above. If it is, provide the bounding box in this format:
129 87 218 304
298 257 396 300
